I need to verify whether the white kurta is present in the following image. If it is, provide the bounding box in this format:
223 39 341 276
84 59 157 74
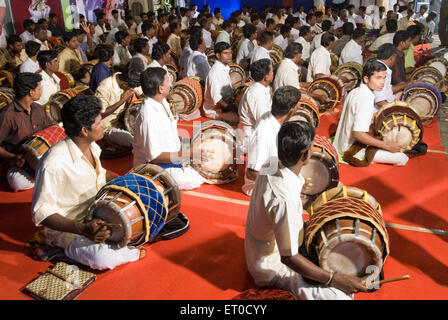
273 58 300 91
307 45 331 82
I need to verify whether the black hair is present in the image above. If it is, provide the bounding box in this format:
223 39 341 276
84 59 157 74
266 18 275 28
132 38 149 54
63 31 77 43
115 30 129 44
140 67 167 97
38 18 47 25
151 42 170 61
117 71 141 88
299 25 311 37
34 24 47 36
214 41 231 54
284 42 302 59
280 24 292 35
243 23 257 39
37 50 58 70
386 19 398 33
271 86 301 117
25 41 41 57
352 27 365 40
221 19 234 30
407 24 423 39
321 32 335 47
377 43 397 60
306 14 314 22
189 32 203 51
315 11 323 17
250 58 272 82
49 13 58 19
95 44 115 62
23 19 35 29
142 21 155 35
61 95 102 139
393 30 411 47
7 35 22 46
169 22 179 33
14 72 42 100
112 9 118 15
260 30 274 45
278 121 315 167
322 20 332 32
362 59 387 79
342 22 354 35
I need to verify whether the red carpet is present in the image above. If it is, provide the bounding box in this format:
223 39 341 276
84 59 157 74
0 111 447 300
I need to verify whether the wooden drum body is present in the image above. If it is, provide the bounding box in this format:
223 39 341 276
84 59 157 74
333 62 363 92
0 87 15 110
191 120 238 184
46 86 94 124
288 93 320 129
425 57 448 81
400 82 442 125
170 76 203 116
409 66 444 90
123 98 144 137
374 101 423 152
269 44 284 67
308 75 345 112
229 63 246 89
305 186 389 277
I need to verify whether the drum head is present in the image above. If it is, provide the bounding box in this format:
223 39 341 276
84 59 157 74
406 94 433 119
170 90 189 114
92 203 129 245
429 61 447 78
199 132 234 174
382 126 413 146
124 101 142 136
229 69 245 88
301 158 331 195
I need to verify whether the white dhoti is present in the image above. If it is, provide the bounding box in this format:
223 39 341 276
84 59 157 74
6 167 35 192
104 128 134 148
164 166 204 190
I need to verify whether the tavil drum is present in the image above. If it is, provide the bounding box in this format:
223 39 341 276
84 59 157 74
307 75 346 112
166 63 179 84
0 87 15 110
233 85 248 107
191 120 238 184
300 135 339 199
229 63 246 89
0 70 15 88
288 93 320 129
409 66 444 90
169 76 203 116
374 101 423 152
19 125 67 173
269 44 284 67
54 72 75 90
205 48 216 67
333 62 363 92
425 57 448 80
305 186 389 278
45 86 94 124
123 98 144 137
400 82 442 125
87 164 181 248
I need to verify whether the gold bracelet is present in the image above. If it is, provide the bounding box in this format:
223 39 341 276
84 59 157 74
325 270 335 286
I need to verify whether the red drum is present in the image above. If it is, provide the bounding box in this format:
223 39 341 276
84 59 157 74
19 125 67 173
169 76 203 116
301 135 339 199
191 120 238 184
288 93 320 129
305 186 389 278
307 75 346 112
54 72 75 90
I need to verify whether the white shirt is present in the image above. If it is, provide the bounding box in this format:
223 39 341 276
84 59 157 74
369 32 395 52
339 39 363 65
20 58 40 73
110 17 124 29
20 30 35 44
202 29 213 48
333 83 376 157
334 18 356 30
273 58 300 91
33 37 50 51
273 35 289 51
180 44 193 78
289 28 300 43
412 13 428 21
307 45 331 82
203 60 233 114
181 16 190 30
94 24 108 38
32 138 107 249
239 82 273 131
186 51 211 81
310 33 324 53
236 38 255 66
373 60 395 106
245 161 305 287
295 36 311 62
250 46 271 64
35 71 61 106
133 97 180 166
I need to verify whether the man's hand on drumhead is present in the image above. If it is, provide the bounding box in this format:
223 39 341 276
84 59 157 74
383 141 405 153
332 273 368 294
82 219 111 243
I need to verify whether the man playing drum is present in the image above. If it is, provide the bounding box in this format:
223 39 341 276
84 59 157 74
307 33 336 82
36 50 62 106
0 73 51 192
203 42 239 123
245 120 368 300
242 86 299 196
31 95 144 270
333 60 409 166
132 67 204 190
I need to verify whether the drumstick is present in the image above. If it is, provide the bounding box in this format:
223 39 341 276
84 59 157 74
100 223 122 228
232 81 243 86
367 275 410 287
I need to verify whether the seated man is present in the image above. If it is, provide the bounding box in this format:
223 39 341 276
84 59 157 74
20 19 36 45
236 24 257 71
238 59 274 154
186 32 210 81
242 86 299 196
403 25 423 74
369 19 397 52
332 22 354 57
32 25 50 51
112 30 132 72
31 95 144 270
95 71 140 148
250 30 274 65
36 50 61 106
58 31 84 74
273 24 291 51
133 67 204 190
0 73 51 192
333 60 409 166
202 42 239 123
148 41 171 70
294 26 312 66
20 41 41 73
0 35 27 72
179 26 202 79
391 30 411 86
374 43 408 109
306 32 335 82
166 22 182 57
273 42 303 91
339 27 365 65
89 44 113 92
216 19 235 45
245 120 368 300
128 38 150 74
